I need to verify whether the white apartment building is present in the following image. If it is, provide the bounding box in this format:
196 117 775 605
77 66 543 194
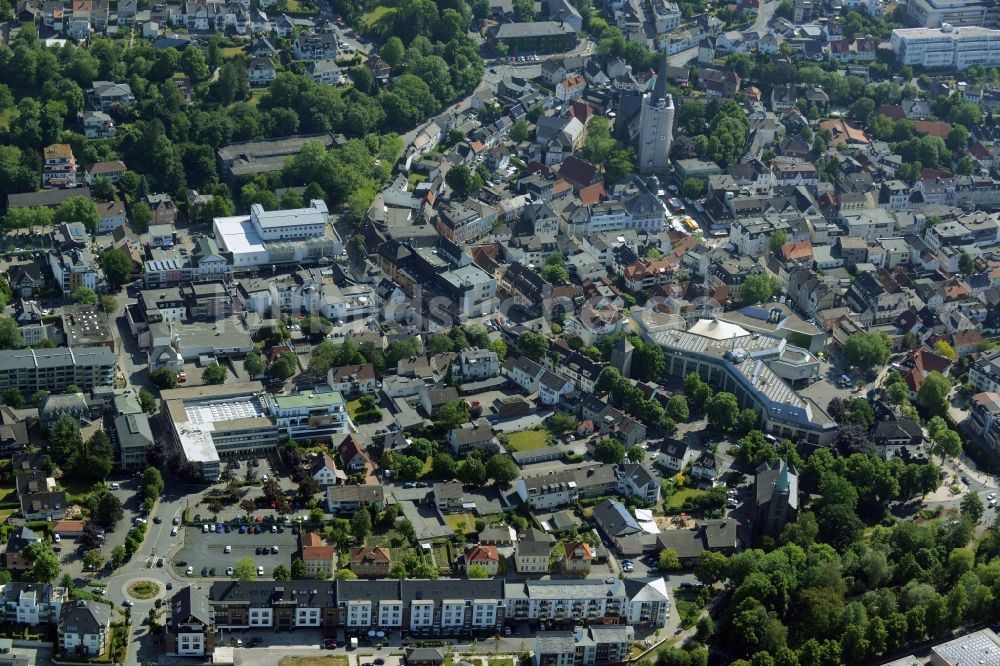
891 25 1000 70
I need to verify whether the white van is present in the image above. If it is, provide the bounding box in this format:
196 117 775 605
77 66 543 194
109 483 120 490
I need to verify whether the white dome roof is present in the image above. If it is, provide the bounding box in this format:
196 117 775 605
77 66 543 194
688 318 750 341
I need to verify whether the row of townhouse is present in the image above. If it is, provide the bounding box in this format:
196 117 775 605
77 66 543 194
197 578 669 634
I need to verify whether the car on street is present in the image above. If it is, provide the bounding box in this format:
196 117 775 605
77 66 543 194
122 600 133 607
989 493 997 501
157 558 164 567
257 566 265 576
186 566 194 575
166 582 173 590
201 567 208 576
224 545 231 553
172 516 179 525
153 516 162 524
226 567 234 576
171 527 178 536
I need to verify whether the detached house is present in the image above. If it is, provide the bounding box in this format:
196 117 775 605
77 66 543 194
464 545 500 577
293 31 338 60
299 532 335 578
310 452 346 486
81 111 115 139
350 546 392 577
58 600 111 658
1 582 67 627
87 81 134 111
41 143 77 188
248 57 277 86
166 586 214 658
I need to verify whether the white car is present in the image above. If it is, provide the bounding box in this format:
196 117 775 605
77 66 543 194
186 566 194 575
53 534 61 543
224 545 231 554
989 493 998 501
226 567 234 576
170 527 178 537
257 566 265 576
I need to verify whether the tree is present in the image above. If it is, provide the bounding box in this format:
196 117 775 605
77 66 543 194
141 466 164 501
706 392 740 432
381 36 405 67
843 331 892 372
446 164 482 199
594 439 626 464
432 452 457 478
149 368 178 389
202 362 227 384
959 251 975 275
961 491 984 522
684 372 713 410
351 506 372 541
23 542 60 583
131 201 153 230
435 400 470 430
740 274 780 305
139 389 158 414
932 427 962 460
336 568 358 580
665 394 689 422
0 317 23 350
273 564 291 581
99 248 134 287
244 350 266 377
92 490 124 527
54 196 99 234
659 548 681 570
917 371 952 418
467 564 490 578
683 177 706 199
233 556 257 582
83 549 103 571
486 454 519 484
549 411 577 435
542 263 570 285
72 286 98 305
769 229 789 253
100 295 118 314
457 457 487 485
518 331 549 360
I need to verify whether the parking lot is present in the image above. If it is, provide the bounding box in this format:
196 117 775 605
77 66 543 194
174 525 300 579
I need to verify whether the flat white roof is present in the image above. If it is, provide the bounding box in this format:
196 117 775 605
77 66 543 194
214 216 265 255
250 200 328 229
185 396 265 424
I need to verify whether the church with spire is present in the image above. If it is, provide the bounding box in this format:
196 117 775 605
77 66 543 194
636 51 675 173
753 458 799 537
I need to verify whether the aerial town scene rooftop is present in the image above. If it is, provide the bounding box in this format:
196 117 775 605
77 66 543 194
3 0 1000 664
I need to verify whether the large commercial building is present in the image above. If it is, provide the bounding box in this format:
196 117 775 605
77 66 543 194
213 200 343 271
164 382 280 481
207 578 669 634
267 391 350 441
494 21 578 54
891 25 1000 70
906 0 998 28
0 348 117 396
632 310 838 447
636 53 675 173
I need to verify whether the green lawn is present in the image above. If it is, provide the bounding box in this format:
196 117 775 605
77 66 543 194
0 485 14 504
0 509 16 524
347 398 363 419
506 429 551 452
363 5 395 26
444 513 476 534
221 46 245 57
665 488 707 510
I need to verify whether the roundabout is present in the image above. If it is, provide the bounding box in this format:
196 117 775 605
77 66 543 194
125 578 163 601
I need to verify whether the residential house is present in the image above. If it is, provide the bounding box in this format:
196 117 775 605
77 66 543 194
41 143 77 188
87 81 134 111
337 435 373 475
616 464 660 505
293 31 338 60
327 364 378 395
515 539 552 574
248 57 277 86
447 419 499 456
310 453 347 486
326 485 385 514
349 547 392 577
562 541 594 575
58 601 111 658
166 586 214 658
464 545 500 577
300 532 336 578
0 583 67 627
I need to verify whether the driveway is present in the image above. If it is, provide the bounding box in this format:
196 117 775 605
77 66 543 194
400 500 453 540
